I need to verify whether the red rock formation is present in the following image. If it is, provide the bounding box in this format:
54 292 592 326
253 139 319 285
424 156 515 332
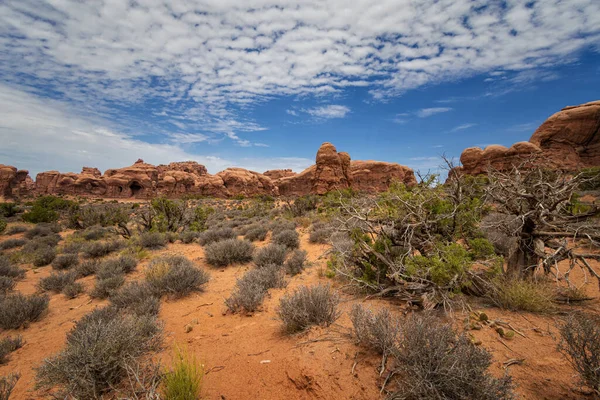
216 168 279 197
457 100 600 176
276 143 416 196
263 169 296 180
0 165 33 198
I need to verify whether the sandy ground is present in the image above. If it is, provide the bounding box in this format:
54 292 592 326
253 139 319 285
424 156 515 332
1 228 599 399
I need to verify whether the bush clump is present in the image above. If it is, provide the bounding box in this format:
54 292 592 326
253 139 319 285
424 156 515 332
81 240 125 258
91 275 125 299
204 239 254 267
225 264 287 313
272 229 300 249
180 231 199 244
51 253 79 270
0 335 23 365
489 278 555 313
74 260 99 277
468 238 496 260
62 282 85 299
0 277 16 295
198 228 235 245
145 255 209 298
35 307 162 399
138 231 167 249
245 225 268 242
0 373 20 400
32 246 57 267
388 313 514 400
284 249 307 276
0 256 25 279
270 220 296 236
276 284 340 333
254 244 287 268
350 305 400 355
309 223 333 244
558 313 600 395
97 256 138 277
0 293 49 329
110 281 160 316
5 225 28 235
38 271 76 293
0 238 26 250
24 223 61 239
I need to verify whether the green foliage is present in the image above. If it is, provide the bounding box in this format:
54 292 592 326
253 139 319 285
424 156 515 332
189 205 214 232
405 243 472 287
489 278 555 313
578 167 600 190
284 195 318 217
162 346 203 400
68 203 130 230
150 197 186 232
0 219 5 235
0 203 21 218
22 206 58 223
468 238 496 260
23 196 76 224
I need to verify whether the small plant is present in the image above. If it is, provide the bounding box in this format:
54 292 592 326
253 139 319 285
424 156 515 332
35 308 162 399
309 223 333 244
0 256 25 279
468 238 496 260
82 240 125 258
180 231 199 244
225 264 287 314
284 249 307 276
5 225 27 235
57 241 83 254
24 223 61 239
204 239 254 267
74 260 99 277
138 232 167 249
0 373 20 400
276 284 340 333
270 220 296 236
350 304 400 356
145 255 209 298
197 228 235 245
162 346 203 400
558 313 600 396
244 225 268 242
0 203 21 218
254 244 287 268
90 275 125 299
0 293 49 329
0 277 15 295
489 278 555 313
51 253 79 270
97 256 138 277
38 271 76 293
0 238 26 250
0 336 23 364
272 229 300 249
62 282 85 299
32 246 57 267
388 313 514 399
111 281 160 316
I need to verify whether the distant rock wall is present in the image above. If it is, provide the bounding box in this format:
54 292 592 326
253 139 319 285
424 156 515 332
456 100 600 176
1 143 415 199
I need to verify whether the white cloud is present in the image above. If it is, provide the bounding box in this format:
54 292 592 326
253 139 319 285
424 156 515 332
304 105 351 119
286 109 299 116
449 123 477 132
0 84 311 176
417 107 453 118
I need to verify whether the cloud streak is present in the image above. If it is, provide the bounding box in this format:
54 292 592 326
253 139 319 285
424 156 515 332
417 107 453 118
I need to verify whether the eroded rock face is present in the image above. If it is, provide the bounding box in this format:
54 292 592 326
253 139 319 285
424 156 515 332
217 168 279 197
350 160 416 192
457 100 600 176
263 169 296 180
529 100 600 169
312 143 353 194
0 165 33 198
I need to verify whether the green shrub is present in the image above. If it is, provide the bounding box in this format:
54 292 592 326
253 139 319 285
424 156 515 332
468 238 496 260
225 264 286 313
22 206 58 223
558 313 600 395
0 203 21 218
254 244 287 268
276 284 340 333
0 219 6 235
162 346 203 400
138 232 167 249
284 249 307 276
389 313 514 399
38 271 76 293
145 255 209 298
0 293 49 329
33 246 57 267
204 239 254 267
578 167 600 191
180 231 199 244
0 335 23 365
405 242 471 287
272 229 300 249
0 238 26 250
35 308 162 399
489 278 555 313
51 253 79 270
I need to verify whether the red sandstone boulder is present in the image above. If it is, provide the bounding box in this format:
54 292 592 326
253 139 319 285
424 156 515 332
263 169 296 180
216 168 278 197
0 165 33 198
350 160 416 191
276 166 316 197
458 141 542 175
312 143 352 194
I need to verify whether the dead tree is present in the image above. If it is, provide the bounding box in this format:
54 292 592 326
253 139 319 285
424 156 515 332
484 165 600 283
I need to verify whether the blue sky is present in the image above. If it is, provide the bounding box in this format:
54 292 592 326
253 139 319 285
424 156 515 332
0 0 599 177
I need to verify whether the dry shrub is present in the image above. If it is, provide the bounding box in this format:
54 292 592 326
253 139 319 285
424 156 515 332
74 259 99 277
558 313 600 395
0 256 25 279
62 282 85 299
270 220 297 236
38 271 76 293
180 231 199 244
225 264 287 314
97 255 138 277
272 229 300 249
0 277 15 295
350 305 400 355
91 275 125 299
254 244 287 268
145 255 209 298
111 281 160 316
245 225 268 242
284 249 307 276
51 253 79 270
204 239 254 267
309 222 333 244
489 278 555 313
388 313 514 400
24 223 61 239
35 307 162 399
0 374 20 400
138 232 167 249
277 284 340 333
32 246 56 267
58 241 84 254
0 336 23 364
5 225 27 235
0 238 26 251
198 227 235 245
0 293 49 329
82 240 125 258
